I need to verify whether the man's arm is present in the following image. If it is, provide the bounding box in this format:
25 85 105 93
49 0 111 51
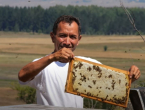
129 65 141 83
18 48 74 82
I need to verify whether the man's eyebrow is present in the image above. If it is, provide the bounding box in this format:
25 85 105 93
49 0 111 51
58 33 66 35
58 33 67 36
70 35 77 36
58 33 78 36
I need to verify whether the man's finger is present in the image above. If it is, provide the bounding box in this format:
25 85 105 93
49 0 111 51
129 66 135 79
134 70 140 79
135 74 140 79
60 49 74 62
133 69 138 77
64 49 74 59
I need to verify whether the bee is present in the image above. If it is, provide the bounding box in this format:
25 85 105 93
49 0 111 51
88 85 92 88
105 95 108 100
92 80 96 85
78 82 82 86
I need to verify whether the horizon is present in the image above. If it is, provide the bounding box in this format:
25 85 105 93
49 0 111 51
0 0 145 8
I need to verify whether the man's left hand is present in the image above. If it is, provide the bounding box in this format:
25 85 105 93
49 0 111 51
129 65 141 82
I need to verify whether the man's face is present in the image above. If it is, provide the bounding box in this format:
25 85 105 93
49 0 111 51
51 21 81 52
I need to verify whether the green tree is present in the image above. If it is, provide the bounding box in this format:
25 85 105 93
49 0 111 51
0 5 145 35
14 23 19 32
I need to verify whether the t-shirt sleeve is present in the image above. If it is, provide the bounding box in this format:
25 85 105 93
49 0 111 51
18 58 44 89
19 70 43 89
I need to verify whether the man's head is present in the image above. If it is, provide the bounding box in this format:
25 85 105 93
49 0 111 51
50 15 82 52
52 15 81 35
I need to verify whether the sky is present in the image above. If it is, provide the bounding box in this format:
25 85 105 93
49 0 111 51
0 0 145 8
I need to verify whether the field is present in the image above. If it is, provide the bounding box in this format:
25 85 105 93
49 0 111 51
0 31 145 106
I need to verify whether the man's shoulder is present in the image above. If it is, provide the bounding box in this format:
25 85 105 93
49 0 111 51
75 56 102 64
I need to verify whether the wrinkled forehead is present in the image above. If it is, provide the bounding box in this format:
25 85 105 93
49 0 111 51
56 21 79 34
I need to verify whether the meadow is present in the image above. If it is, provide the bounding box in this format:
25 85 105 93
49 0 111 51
0 31 145 106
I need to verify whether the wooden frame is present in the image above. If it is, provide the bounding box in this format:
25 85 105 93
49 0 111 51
65 57 131 108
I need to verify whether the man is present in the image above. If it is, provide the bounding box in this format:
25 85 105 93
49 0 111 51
18 15 140 108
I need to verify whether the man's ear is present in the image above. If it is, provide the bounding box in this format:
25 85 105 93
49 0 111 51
77 35 82 46
79 35 82 41
50 32 55 43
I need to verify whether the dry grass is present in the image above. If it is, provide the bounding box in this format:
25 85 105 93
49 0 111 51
0 34 144 44
0 31 49 38
0 33 145 58
0 87 25 106
74 50 145 59
80 35 144 44
0 32 145 106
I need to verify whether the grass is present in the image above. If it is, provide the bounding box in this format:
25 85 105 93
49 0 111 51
77 42 145 53
0 55 144 88
0 53 43 87
0 79 17 87
0 32 145 88
0 32 145 108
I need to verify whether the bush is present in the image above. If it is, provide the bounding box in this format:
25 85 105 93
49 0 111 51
38 29 42 34
11 82 36 104
135 80 145 87
135 30 143 36
83 98 116 110
104 45 108 51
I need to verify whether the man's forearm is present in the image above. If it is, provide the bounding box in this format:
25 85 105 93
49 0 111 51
18 48 74 82
18 54 54 82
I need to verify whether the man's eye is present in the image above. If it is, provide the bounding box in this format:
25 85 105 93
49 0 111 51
60 35 66 37
70 36 76 39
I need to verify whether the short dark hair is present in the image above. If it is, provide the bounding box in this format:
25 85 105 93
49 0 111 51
52 15 81 35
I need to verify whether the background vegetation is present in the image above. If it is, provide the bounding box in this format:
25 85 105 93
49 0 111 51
0 32 145 110
0 4 145 110
11 83 36 104
0 5 145 35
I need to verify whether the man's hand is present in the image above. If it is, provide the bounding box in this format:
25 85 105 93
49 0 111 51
52 48 74 63
129 65 141 82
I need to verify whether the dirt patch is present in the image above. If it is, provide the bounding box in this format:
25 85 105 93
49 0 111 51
0 43 54 55
74 49 145 59
80 36 144 44
0 87 25 106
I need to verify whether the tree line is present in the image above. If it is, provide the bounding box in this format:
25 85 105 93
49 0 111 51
0 5 145 35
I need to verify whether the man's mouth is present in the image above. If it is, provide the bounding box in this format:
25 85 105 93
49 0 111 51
60 45 72 49
58 46 73 51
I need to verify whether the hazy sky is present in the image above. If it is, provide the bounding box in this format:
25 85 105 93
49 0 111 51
0 0 145 8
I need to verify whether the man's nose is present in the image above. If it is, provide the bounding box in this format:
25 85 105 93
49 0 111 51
64 37 71 45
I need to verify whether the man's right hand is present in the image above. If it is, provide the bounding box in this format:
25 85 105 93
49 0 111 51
52 47 74 63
